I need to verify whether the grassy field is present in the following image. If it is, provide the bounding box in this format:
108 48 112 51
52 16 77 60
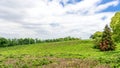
0 40 120 68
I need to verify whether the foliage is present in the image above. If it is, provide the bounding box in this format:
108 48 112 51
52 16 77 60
90 31 102 39
90 31 102 49
99 25 116 51
43 36 80 43
0 37 8 47
110 12 120 42
0 36 80 47
93 37 101 49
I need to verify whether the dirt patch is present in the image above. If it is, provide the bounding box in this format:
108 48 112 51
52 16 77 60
43 58 111 68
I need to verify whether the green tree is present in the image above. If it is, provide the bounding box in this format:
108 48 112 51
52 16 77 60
35 38 42 43
8 39 14 46
29 38 35 44
99 25 116 51
110 12 120 42
90 31 102 39
12 39 19 45
23 38 30 44
18 38 24 45
0 37 8 47
91 31 102 49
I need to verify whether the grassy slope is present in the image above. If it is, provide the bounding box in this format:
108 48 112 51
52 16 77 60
0 40 104 58
0 40 120 68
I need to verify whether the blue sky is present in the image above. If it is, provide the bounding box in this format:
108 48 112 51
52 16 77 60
0 0 120 39
100 0 120 12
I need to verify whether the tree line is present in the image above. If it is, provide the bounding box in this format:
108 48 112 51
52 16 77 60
0 36 80 47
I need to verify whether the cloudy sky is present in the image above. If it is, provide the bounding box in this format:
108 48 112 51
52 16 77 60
0 0 120 39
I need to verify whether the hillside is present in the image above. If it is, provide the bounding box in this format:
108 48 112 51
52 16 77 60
0 40 120 68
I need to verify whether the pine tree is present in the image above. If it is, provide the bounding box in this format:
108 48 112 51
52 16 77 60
99 25 116 51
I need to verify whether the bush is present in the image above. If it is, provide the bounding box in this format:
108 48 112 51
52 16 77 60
93 37 101 49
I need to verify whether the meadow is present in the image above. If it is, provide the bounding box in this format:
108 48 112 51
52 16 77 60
0 40 120 68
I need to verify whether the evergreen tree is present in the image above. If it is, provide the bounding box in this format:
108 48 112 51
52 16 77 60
99 25 116 51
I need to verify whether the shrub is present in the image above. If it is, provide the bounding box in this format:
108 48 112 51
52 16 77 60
93 37 101 49
91 31 102 49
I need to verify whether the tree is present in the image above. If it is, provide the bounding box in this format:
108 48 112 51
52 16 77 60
99 25 116 51
8 39 14 46
90 31 102 49
90 31 102 39
23 38 30 44
0 37 8 47
110 12 120 42
12 39 19 45
29 38 35 44
35 38 42 43
18 38 24 45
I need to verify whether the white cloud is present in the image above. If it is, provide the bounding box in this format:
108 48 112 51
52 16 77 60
0 0 119 39
89 0 119 14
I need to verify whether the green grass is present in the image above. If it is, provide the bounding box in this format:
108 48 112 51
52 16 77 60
0 40 120 68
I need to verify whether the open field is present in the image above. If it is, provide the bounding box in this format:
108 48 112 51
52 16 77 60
0 40 120 68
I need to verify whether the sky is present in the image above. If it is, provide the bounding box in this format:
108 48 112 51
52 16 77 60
0 0 120 39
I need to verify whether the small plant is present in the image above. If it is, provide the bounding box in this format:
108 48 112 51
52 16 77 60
21 64 29 68
32 58 52 66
